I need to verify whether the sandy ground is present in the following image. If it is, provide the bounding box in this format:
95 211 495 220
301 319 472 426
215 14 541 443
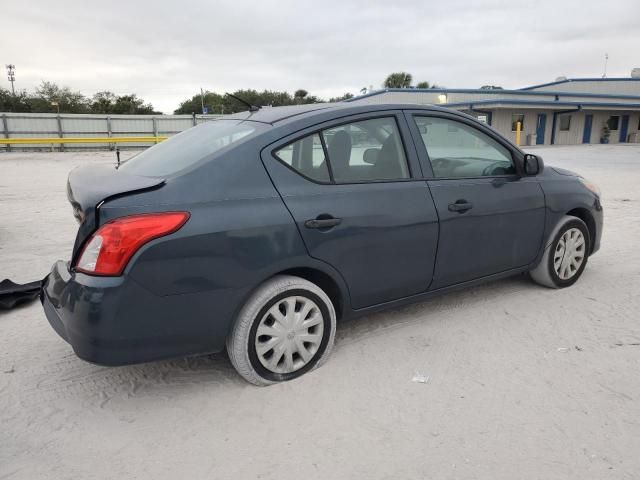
1 145 639 479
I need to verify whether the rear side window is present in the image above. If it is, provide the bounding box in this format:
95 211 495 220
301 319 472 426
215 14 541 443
273 116 410 184
322 117 409 182
274 133 330 182
120 120 262 177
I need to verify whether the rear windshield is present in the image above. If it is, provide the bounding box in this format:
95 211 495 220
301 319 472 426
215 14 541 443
119 120 264 176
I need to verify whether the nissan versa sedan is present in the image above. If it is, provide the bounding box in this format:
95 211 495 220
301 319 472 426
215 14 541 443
41 102 603 385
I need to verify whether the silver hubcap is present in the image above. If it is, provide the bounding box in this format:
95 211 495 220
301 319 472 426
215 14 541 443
255 296 324 374
554 228 586 280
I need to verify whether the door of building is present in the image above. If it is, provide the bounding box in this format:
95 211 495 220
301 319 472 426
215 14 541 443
582 114 593 144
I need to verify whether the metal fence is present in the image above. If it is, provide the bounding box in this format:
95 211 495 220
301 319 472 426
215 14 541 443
0 112 223 151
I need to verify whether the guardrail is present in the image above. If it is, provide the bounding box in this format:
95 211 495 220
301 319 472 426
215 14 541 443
0 136 168 145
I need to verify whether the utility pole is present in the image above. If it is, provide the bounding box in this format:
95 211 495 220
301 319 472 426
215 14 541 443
200 87 205 115
6 64 16 95
602 53 609 78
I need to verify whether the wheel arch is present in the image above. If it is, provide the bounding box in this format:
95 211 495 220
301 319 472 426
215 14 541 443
566 207 596 254
274 267 346 321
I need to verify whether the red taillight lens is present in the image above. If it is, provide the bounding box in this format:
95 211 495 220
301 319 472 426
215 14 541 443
75 212 190 276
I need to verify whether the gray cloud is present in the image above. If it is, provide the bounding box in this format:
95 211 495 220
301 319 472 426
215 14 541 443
2 0 639 113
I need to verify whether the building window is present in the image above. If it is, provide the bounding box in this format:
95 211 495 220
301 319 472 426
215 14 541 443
607 116 620 131
511 114 525 132
559 115 571 131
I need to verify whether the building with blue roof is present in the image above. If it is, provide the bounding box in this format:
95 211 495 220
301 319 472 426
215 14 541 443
348 76 640 145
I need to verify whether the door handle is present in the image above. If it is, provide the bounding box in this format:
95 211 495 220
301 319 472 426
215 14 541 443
304 217 342 229
448 200 473 213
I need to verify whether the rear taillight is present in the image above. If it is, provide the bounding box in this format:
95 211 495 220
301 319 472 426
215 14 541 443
75 212 190 276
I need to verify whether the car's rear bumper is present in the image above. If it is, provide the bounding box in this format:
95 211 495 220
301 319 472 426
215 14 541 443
41 260 230 366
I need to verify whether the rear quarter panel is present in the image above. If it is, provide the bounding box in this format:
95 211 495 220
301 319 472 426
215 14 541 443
96 140 349 349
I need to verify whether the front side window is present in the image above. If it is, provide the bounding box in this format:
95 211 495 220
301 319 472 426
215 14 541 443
607 116 620 130
321 117 409 183
120 120 262 176
511 114 525 132
274 133 329 182
559 115 571 131
414 116 516 178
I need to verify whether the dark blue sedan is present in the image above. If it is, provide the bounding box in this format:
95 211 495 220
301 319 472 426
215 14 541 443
41 102 603 385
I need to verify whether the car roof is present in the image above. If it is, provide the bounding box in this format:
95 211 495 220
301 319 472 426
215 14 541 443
224 102 459 125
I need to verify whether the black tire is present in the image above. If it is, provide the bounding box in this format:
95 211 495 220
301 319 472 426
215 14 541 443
226 275 336 386
530 216 590 289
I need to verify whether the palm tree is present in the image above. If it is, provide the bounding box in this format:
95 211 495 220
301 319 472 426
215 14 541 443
384 72 413 89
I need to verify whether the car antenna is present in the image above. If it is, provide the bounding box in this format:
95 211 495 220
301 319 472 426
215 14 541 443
225 93 260 112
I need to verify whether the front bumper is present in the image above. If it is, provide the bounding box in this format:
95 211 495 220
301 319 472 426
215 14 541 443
41 260 229 365
591 198 603 255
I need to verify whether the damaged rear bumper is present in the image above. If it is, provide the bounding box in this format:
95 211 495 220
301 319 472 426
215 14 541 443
41 260 226 366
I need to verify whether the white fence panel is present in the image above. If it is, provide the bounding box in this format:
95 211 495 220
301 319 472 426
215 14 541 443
1 112 223 151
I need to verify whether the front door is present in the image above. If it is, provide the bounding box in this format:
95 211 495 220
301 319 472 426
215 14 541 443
262 113 439 309
407 112 546 289
536 113 547 144
583 114 593 144
620 115 630 143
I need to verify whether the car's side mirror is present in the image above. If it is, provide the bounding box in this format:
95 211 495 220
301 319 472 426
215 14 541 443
523 154 544 176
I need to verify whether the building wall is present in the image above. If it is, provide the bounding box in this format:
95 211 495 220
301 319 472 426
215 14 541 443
487 109 551 146
580 111 640 144
469 109 640 146
524 79 640 96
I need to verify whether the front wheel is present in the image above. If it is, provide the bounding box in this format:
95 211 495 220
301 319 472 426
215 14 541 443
227 275 336 386
530 216 591 289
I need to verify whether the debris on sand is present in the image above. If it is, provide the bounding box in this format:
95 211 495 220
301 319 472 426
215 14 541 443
411 372 431 384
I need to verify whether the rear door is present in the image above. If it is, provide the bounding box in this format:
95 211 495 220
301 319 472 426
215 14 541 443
405 111 546 290
261 112 439 309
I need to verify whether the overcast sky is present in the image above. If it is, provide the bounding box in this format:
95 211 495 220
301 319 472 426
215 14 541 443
2 0 639 113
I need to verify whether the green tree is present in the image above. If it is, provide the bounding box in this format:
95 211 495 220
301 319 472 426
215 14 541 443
110 94 158 114
328 92 354 102
384 72 413 88
32 81 89 113
0 88 32 112
416 81 430 89
88 90 158 114
174 91 226 114
174 89 324 114
89 91 117 113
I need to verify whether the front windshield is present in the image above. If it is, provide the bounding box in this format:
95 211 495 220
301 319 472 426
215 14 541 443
119 120 263 177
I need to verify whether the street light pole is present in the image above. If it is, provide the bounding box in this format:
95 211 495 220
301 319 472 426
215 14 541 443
6 65 16 95
200 87 205 115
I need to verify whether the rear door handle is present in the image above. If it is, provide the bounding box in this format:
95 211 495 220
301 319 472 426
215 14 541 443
448 200 473 213
304 217 342 229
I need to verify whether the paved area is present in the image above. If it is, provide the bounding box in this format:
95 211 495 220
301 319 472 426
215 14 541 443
1 145 639 479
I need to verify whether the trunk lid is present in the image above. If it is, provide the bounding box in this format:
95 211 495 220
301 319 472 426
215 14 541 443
67 164 165 257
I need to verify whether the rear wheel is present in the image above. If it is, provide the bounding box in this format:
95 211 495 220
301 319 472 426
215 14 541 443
227 275 336 386
530 216 590 288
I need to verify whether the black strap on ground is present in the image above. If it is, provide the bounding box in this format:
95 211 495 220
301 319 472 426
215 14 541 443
0 279 43 310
